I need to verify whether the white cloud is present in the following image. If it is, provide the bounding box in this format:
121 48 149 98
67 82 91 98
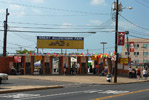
91 0 106 5
9 5 24 10
32 9 41 13
32 0 44 3
11 11 25 17
0 9 5 13
61 23 72 29
90 20 102 25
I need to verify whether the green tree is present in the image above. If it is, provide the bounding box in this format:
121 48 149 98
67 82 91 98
16 49 35 54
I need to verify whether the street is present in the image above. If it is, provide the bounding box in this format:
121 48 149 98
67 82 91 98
0 78 148 100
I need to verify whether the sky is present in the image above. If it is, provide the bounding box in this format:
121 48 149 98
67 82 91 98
0 0 149 54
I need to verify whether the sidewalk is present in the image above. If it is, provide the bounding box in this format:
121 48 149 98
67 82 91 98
0 75 148 94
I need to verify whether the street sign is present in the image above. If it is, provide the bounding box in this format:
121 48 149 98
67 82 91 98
111 55 116 61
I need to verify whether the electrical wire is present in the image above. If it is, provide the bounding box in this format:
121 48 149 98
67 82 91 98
8 30 96 34
9 26 114 30
119 14 149 30
128 34 149 41
0 0 109 15
135 0 149 8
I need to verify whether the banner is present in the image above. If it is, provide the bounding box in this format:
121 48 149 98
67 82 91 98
37 36 84 49
118 32 125 45
129 42 134 52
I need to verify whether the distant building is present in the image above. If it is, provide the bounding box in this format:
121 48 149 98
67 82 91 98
121 38 149 65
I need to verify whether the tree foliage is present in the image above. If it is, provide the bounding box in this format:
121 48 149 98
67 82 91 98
16 49 35 54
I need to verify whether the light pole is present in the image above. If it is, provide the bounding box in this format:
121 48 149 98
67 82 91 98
125 31 129 59
101 42 107 70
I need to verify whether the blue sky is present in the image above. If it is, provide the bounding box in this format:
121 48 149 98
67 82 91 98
0 0 149 54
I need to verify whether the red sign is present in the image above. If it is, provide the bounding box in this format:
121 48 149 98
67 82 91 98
14 56 21 63
129 42 134 52
118 32 125 45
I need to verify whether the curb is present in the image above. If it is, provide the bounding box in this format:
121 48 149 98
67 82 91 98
0 85 64 94
92 80 149 85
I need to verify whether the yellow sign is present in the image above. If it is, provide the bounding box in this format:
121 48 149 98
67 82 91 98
35 55 42 60
91 56 97 61
37 36 84 49
120 58 128 64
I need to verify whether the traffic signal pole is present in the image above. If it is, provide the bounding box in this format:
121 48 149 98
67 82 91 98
3 8 9 57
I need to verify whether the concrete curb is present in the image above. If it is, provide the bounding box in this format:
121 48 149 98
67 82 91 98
91 80 149 85
0 85 64 94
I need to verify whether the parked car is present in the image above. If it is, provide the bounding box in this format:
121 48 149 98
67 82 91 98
0 73 8 84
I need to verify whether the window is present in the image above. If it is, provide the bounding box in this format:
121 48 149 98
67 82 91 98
125 52 130 55
134 52 139 56
143 44 147 48
143 52 149 56
147 44 149 48
134 44 139 49
125 44 127 49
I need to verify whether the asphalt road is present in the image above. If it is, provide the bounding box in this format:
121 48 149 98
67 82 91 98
1 78 82 87
0 79 149 100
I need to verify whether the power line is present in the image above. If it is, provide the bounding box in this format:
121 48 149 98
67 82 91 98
9 26 114 30
120 14 149 30
0 0 109 15
128 34 149 41
2 21 109 28
7 30 96 34
135 0 149 8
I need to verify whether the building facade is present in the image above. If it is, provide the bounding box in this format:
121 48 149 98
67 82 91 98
121 38 149 65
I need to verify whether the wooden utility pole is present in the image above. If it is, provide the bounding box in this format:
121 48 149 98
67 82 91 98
3 8 9 56
114 0 119 83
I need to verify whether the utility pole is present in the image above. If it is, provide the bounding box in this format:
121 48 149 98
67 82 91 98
3 8 9 57
114 0 119 83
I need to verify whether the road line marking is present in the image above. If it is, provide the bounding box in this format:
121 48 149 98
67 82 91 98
91 89 149 100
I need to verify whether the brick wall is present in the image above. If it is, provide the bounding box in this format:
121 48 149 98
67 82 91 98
0 57 14 74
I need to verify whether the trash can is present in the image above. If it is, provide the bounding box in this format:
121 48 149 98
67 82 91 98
106 74 112 82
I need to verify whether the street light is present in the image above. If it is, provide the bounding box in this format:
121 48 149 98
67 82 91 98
101 42 107 71
125 31 129 59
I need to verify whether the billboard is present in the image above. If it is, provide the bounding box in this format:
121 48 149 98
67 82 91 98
37 36 84 49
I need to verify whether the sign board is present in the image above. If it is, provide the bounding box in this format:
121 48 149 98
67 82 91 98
120 58 128 64
129 42 134 52
63 57 68 68
25 56 31 63
118 32 125 45
35 55 42 61
91 56 97 61
118 64 123 69
44 56 50 63
124 65 130 70
37 36 84 49
81 56 86 63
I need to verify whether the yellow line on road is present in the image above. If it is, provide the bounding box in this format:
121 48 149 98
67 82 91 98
91 89 149 100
